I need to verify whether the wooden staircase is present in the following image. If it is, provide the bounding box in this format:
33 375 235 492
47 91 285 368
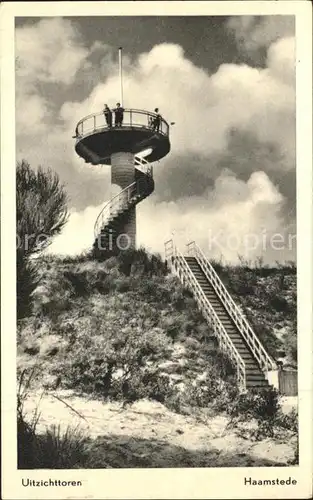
185 257 269 389
165 240 276 391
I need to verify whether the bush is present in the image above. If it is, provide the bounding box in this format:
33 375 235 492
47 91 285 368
18 395 91 469
117 247 168 277
16 160 68 319
208 350 236 380
63 268 109 297
59 326 172 402
17 368 92 469
16 160 68 257
34 287 72 320
252 323 282 359
115 275 131 292
17 391 41 468
270 295 289 313
284 321 297 364
165 362 238 416
224 387 293 440
227 387 280 421
275 407 298 434
161 314 185 341
63 270 90 297
17 252 39 319
18 418 91 469
212 381 240 412
57 251 93 264
111 369 173 405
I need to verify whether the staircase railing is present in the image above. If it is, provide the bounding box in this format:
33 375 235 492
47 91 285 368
94 182 136 238
186 241 276 373
94 154 153 238
134 154 153 177
165 239 246 390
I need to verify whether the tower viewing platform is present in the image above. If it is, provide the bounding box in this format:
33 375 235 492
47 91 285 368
74 107 171 258
74 108 170 165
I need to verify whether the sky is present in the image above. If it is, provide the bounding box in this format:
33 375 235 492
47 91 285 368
15 15 296 263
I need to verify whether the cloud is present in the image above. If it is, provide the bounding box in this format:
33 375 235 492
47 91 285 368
15 18 115 208
46 169 288 264
15 18 88 136
60 39 295 164
15 18 296 263
15 94 49 134
227 15 295 54
137 170 290 264
16 18 89 85
15 18 112 135
267 36 295 87
46 204 103 256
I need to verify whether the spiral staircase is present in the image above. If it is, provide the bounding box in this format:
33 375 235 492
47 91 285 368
93 155 154 259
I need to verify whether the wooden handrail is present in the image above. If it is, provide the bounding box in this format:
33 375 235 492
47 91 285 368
165 240 246 389
186 241 276 373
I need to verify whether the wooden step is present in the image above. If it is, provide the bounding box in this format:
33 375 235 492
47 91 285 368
230 341 250 348
234 352 254 359
228 332 249 339
229 342 250 350
230 347 251 354
236 353 256 360
208 304 226 311
246 375 267 381
246 380 269 387
210 302 225 314
219 320 236 325
234 353 254 360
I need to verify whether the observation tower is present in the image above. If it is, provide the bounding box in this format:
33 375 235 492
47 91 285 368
73 48 171 259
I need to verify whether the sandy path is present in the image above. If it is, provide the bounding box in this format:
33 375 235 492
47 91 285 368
22 390 297 468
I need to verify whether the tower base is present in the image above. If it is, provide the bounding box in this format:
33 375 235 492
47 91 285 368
93 151 137 260
111 152 136 251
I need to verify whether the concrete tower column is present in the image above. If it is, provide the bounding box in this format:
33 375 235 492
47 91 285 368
111 152 136 250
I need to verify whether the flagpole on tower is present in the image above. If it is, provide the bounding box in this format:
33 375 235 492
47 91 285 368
119 47 123 106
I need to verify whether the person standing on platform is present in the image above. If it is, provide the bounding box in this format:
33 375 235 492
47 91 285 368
152 108 161 132
114 102 124 127
103 104 112 128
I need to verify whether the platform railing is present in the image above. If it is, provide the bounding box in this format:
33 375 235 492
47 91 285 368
94 154 153 239
186 241 276 374
164 239 246 390
75 108 170 139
